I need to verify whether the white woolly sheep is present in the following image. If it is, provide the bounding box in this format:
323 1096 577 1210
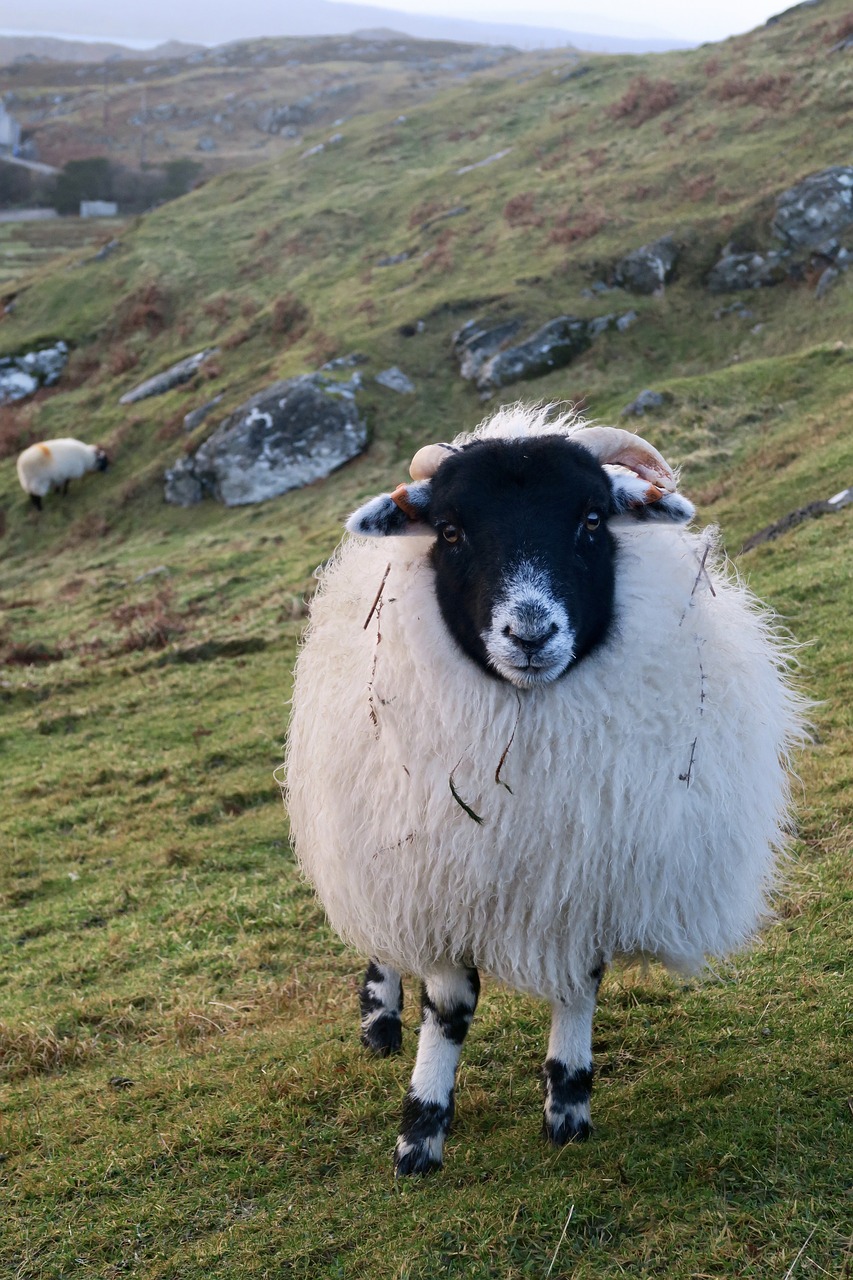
16 438 109 511
284 405 805 1175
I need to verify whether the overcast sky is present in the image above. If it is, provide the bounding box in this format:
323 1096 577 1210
336 0 785 42
4 0 787 47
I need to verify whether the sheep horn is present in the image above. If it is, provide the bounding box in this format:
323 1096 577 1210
409 443 459 481
570 426 677 493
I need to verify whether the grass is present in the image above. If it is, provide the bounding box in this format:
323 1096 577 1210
1 3 852 1276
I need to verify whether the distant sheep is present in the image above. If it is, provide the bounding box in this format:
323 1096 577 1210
16 438 109 510
284 405 806 1175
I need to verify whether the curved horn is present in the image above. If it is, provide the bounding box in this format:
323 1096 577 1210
409 442 459 482
570 426 677 493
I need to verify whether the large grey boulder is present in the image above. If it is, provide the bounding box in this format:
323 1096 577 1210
120 348 218 405
164 372 367 507
614 235 679 294
772 166 853 249
475 316 592 393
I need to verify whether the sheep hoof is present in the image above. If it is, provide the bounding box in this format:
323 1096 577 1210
393 1136 444 1176
543 1115 592 1146
361 1012 402 1057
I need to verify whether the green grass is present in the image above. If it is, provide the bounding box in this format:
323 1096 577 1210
1 4 852 1276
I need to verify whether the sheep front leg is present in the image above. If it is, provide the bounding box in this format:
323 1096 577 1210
394 966 480 1176
542 965 603 1145
359 959 403 1056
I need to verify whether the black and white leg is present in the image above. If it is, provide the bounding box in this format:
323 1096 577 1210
394 966 480 1176
359 959 403 1057
542 966 603 1145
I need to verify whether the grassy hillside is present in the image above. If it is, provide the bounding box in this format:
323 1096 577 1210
1 3 851 1276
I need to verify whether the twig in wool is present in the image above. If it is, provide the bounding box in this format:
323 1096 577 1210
495 690 522 793
679 737 698 786
363 562 391 630
449 749 484 824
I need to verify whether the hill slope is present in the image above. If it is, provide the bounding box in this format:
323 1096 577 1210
0 4 851 1277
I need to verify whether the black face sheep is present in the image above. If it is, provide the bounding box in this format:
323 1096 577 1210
284 405 805 1176
16 438 109 510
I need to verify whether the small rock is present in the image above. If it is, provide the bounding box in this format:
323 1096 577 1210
183 395 224 433
475 316 592 393
376 252 410 267
375 367 415 394
621 389 666 416
453 317 525 382
815 267 840 299
616 310 638 332
119 348 218 405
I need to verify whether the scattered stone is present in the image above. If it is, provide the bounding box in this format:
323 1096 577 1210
301 143 325 158
707 250 789 292
164 372 367 507
119 348 219 405
613 235 678 295
713 301 754 319
741 484 853 553
772 166 853 249
375 367 415 394
183 395 223 432
133 565 169 582
588 314 616 338
616 310 639 332
475 316 592 394
0 341 68 404
621 389 666 416
92 239 120 262
377 251 411 267
321 353 368 371
196 135 217 152
456 148 512 176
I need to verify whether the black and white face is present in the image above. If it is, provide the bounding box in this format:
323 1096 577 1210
425 439 616 688
346 431 694 690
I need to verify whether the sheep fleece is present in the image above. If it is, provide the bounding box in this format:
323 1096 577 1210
286 484 801 1003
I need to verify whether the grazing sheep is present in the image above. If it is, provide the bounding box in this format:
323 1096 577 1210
284 405 805 1175
16 438 109 510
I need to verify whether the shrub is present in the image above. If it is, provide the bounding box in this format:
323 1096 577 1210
608 76 679 125
503 193 542 228
547 208 606 246
270 293 310 343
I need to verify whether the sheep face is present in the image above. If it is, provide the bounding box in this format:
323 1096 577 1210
348 436 693 688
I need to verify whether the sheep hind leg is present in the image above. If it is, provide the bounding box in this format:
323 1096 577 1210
394 965 480 1176
359 959 403 1057
542 964 603 1145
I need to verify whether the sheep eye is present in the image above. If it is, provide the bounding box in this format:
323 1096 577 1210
442 524 461 544
585 510 602 532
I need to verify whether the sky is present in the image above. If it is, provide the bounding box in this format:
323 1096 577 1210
333 0 786 43
2 0 789 48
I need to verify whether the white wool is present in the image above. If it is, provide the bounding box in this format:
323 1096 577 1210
285 407 806 1003
16 438 101 499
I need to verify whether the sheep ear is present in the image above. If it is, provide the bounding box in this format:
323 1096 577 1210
346 480 434 537
607 468 695 524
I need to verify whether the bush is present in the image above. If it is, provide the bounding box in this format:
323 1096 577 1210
608 76 679 125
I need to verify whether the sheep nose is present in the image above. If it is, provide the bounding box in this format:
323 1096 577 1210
502 619 559 656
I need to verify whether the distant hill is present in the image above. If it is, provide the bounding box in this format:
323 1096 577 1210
0 36 201 65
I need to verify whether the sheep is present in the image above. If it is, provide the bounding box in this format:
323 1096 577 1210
284 404 805 1176
16 438 109 510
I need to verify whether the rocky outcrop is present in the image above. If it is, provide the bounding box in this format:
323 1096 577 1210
708 167 853 293
613 235 679 294
0 341 68 404
707 250 790 292
772 166 853 250
454 315 592 394
452 317 525 383
164 371 367 507
120 349 218 405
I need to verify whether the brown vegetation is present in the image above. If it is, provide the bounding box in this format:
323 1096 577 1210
608 76 679 125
